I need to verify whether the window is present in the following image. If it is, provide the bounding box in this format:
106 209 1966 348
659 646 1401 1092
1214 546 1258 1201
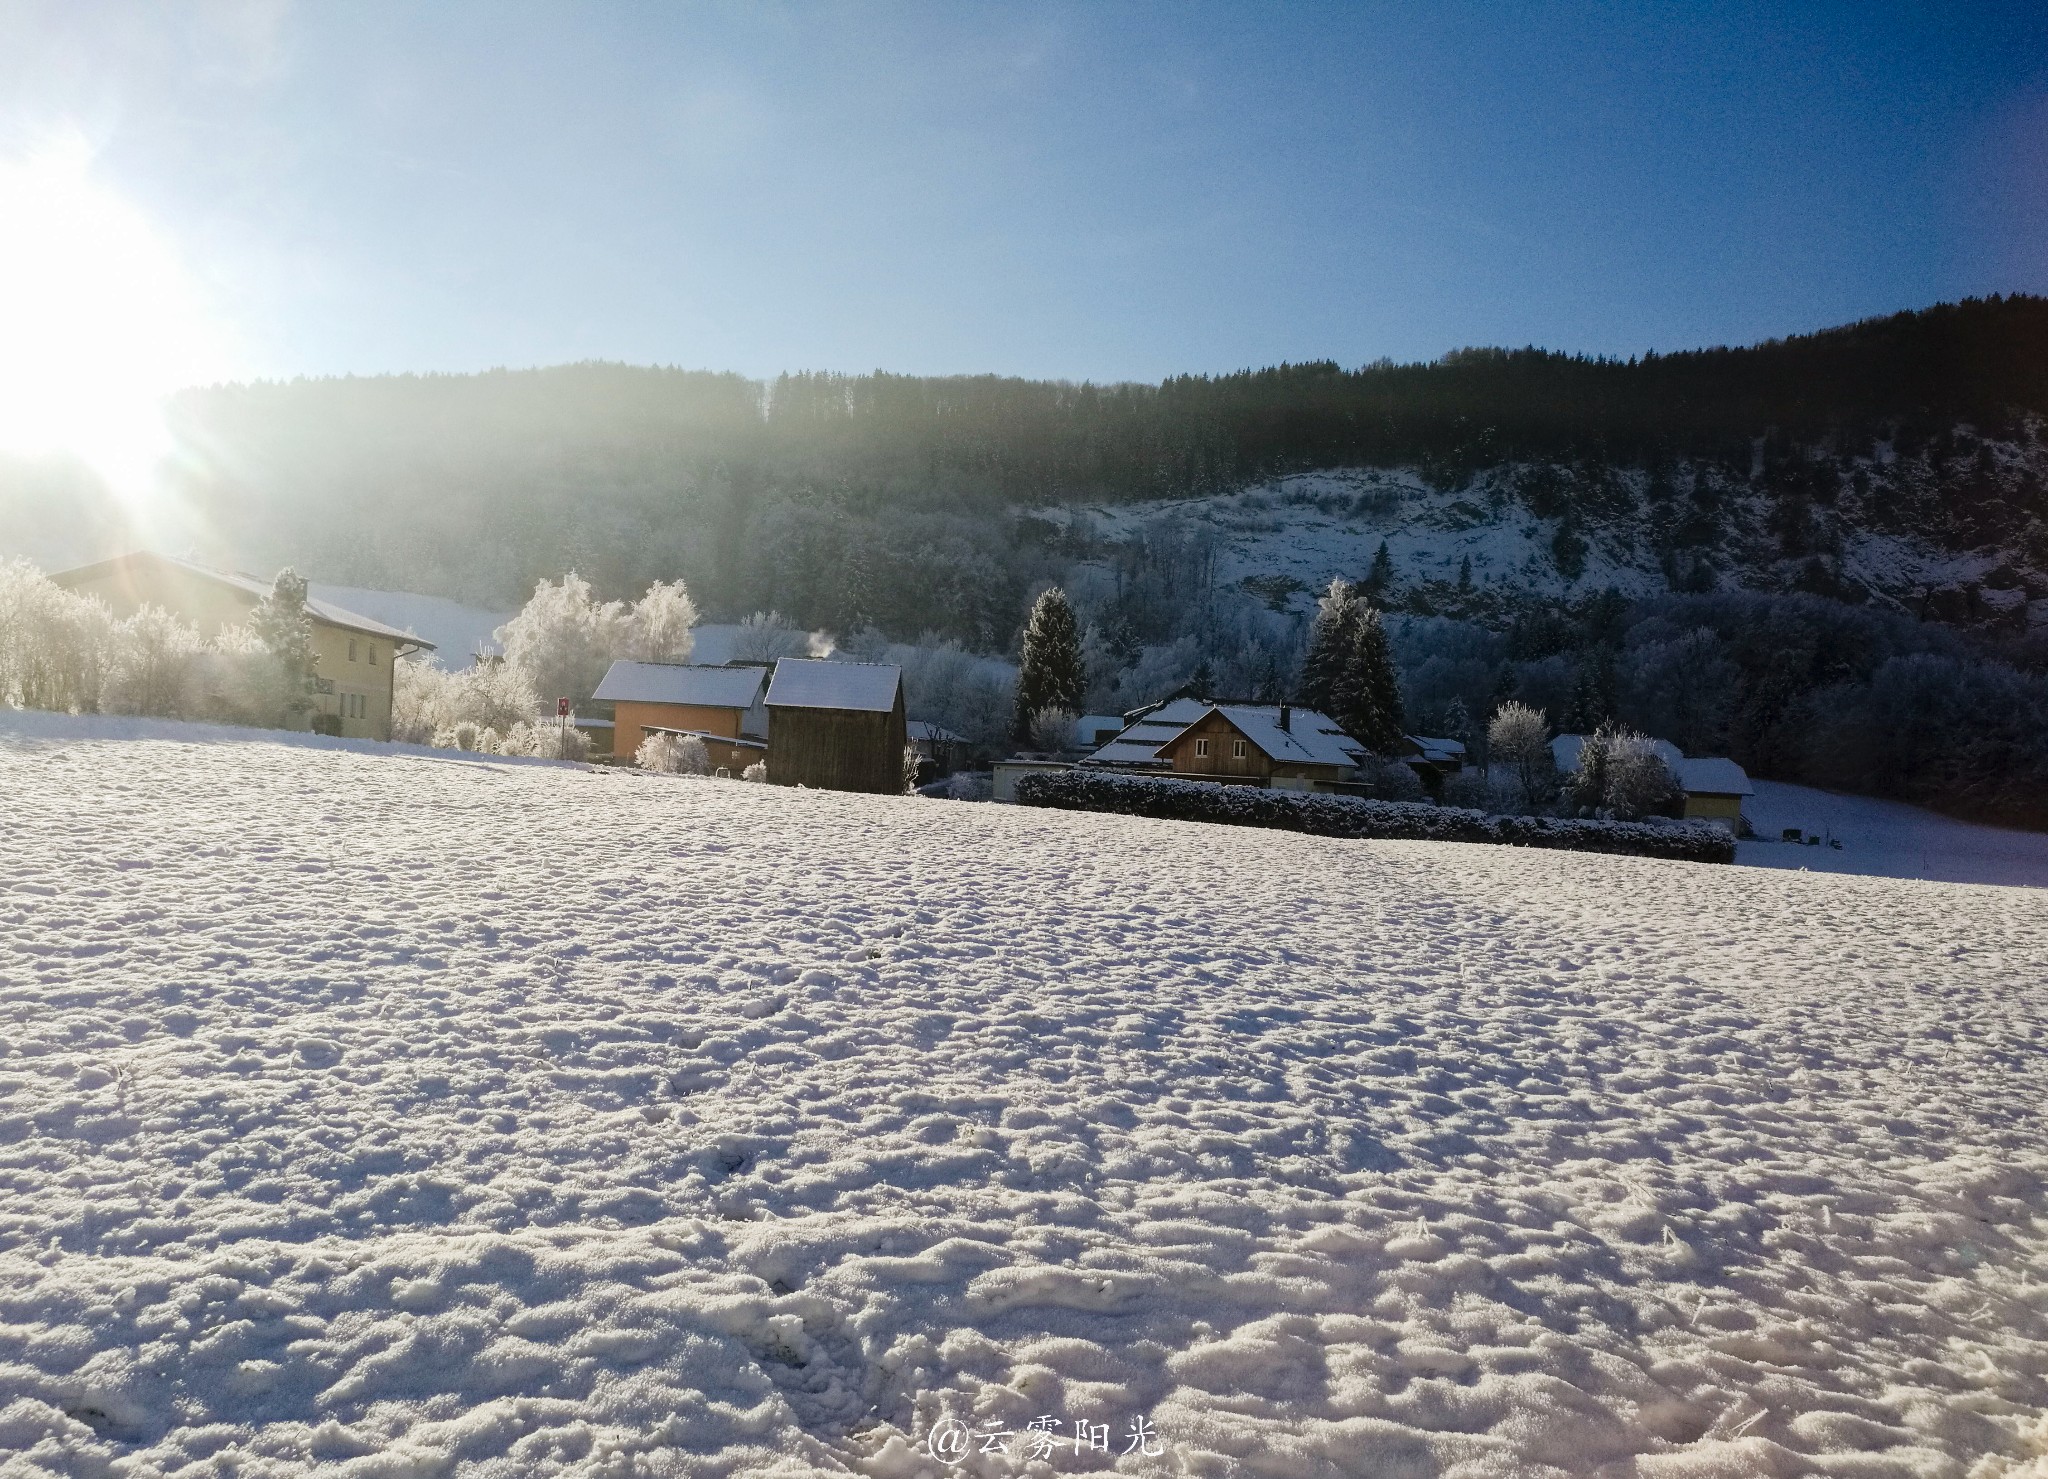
368 644 377 665
348 639 358 662
1233 738 1248 758
1194 738 1210 757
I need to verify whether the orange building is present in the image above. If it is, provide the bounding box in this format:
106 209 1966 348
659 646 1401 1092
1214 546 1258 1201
592 661 770 770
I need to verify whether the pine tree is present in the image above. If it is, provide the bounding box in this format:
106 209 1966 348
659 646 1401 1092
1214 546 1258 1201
1366 540 1395 594
1457 554 1472 590
249 569 317 727
1298 578 1358 714
1013 587 1084 743
1441 694 1473 743
1345 603 1407 753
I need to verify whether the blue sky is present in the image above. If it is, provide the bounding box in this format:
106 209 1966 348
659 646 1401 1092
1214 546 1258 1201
3 0 2045 385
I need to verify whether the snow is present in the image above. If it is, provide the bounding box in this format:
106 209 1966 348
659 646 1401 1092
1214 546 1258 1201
765 659 902 714
594 663 771 710
1737 778 2048 889
1673 757 1753 799
1207 705 1361 770
308 587 511 666
4 712 2048 1477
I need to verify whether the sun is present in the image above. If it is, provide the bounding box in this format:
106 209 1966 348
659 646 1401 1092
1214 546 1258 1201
0 139 230 506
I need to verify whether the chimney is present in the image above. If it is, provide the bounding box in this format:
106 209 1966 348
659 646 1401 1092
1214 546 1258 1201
1278 703 1292 732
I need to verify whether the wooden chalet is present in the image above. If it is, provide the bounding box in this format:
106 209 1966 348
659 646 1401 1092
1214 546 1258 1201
1087 699 1366 790
764 659 906 794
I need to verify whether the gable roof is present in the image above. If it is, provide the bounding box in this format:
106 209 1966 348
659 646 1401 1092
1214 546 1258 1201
1086 699 1362 770
765 658 902 712
1084 696 1211 766
50 551 434 649
1676 756 1753 797
593 661 768 709
1188 704 1363 769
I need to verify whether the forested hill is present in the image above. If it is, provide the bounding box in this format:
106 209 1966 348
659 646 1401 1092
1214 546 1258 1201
173 293 2048 506
7 296 2046 628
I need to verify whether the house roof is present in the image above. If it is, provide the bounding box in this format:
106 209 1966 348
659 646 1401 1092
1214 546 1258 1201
1409 736 1468 764
766 658 902 713
593 661 768 708
1551 732 1684 773
1086 699 1363 771
50 551 435 648
1084 696 1211 766
907 720 965 743
1676 756 1754 797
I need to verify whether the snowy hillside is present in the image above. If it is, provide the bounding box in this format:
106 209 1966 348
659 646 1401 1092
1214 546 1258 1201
3 714 2047 1476
1738 779 2048 889
1047 461 2048 626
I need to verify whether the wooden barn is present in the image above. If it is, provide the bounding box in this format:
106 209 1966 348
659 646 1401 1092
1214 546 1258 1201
764 659 906 793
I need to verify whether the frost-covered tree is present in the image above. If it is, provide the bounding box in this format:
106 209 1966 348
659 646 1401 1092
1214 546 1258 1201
1298 579 1358 717
626 580 697 664
1027 706 1078 755
636 731 708 775
1013 587 1083 743
0 560 113 712
729 611 820 661
1488 701 1552 812
247 569 317 727
495 573 632 710
104 606 206 718
1603 730 1681 820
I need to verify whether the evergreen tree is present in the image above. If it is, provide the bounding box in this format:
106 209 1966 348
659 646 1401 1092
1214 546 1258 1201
1440 694 1473 743
1366 540 1395 594
1013 586 1084 742
249 568 317 727
1299 578 1359 714
1343 603 1407 753
1457 555 1473 590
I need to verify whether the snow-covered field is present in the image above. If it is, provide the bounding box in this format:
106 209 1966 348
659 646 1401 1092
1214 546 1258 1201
1738 780 2048 890
3 714 2047 1478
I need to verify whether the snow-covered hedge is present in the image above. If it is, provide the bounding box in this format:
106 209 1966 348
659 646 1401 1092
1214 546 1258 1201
1015 770 1736 864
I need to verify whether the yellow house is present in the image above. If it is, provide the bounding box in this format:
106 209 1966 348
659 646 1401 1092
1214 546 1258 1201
50 551 435 741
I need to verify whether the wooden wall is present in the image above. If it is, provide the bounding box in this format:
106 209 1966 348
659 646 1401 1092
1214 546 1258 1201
768 691 907 794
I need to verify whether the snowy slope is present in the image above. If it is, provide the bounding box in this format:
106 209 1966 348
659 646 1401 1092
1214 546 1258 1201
1738 779 2048 889
3 714 2047 1477
307 586 512 666
1045 466 2037 618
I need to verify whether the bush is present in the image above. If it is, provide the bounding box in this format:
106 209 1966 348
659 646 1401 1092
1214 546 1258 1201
1014 770 1734 864
637 732 709 775
742 760 769 782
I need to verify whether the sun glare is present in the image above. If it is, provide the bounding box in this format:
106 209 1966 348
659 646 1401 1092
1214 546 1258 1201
0 140 229 504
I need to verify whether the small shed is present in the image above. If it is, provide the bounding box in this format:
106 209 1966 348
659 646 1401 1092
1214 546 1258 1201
1675 757 1754 829
764 659 907 794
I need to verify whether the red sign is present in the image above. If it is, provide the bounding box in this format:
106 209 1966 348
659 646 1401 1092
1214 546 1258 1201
557 698 571 717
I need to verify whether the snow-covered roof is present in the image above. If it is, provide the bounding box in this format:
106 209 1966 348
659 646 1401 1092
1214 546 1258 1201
1676 757 1754 797
52 551 435 648
1076 713 1126 735
907 721 965 744
1552 733 1684 773
1086 700 1362 770
1084 697 1211 766
592 662 768 709
1203 705 1362 768
1408 735 1468 764
766 658 902 712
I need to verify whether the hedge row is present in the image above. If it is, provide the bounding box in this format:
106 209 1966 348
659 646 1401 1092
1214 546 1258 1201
1013 770 1736 864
